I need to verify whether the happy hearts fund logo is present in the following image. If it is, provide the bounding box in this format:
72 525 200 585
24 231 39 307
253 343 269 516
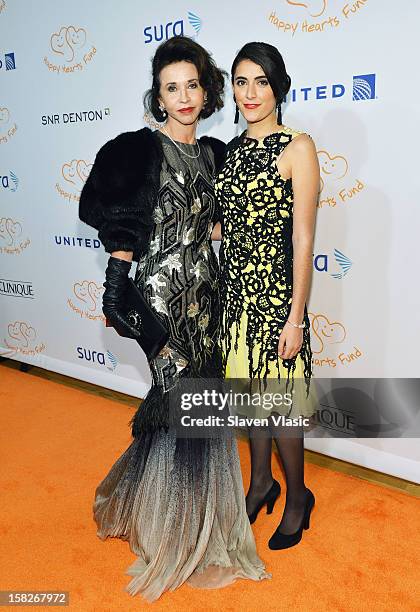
317 149 365 208
0 106 9 123
287 0 327 17
44 26 97 74
311 313 346 353
0 106 18 145
144 112 162 130
56 159 92 202
309 312 363 368
0 217 30 254
269 0 367 36
1 321 46 357
67 280 105 321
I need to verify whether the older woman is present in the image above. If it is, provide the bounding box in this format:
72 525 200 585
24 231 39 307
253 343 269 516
79 36 269 602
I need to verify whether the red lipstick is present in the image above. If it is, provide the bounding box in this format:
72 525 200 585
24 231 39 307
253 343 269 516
178 107 194 114
244 104 260 109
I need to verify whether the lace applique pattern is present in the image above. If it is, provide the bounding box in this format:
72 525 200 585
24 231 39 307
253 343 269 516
215 128 312 393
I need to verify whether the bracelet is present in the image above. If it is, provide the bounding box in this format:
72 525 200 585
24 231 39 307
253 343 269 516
286 319 305 329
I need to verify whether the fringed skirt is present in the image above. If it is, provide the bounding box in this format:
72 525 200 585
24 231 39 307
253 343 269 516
93 428 271 602
223 309 316 419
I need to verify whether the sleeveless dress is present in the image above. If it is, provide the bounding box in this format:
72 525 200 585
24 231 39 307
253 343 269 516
92 131 270 602
214 126 314 416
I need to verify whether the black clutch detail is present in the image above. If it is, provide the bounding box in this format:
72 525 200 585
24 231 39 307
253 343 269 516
106 278 170 361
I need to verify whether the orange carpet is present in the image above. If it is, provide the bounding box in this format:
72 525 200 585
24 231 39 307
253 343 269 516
0 365 418 612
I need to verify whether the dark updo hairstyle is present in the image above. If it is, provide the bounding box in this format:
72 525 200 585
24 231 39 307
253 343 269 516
231 42 291 125
144 35 226 123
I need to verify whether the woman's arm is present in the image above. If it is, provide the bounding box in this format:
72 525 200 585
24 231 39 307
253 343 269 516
201 136 226 243
79 128 161 263
111 250 133 262
289 133 319 324
211 222 222 241
278 134 319 359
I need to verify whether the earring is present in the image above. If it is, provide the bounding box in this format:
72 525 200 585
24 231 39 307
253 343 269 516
159 105 167 119
234 104 239 124
276 101 282 125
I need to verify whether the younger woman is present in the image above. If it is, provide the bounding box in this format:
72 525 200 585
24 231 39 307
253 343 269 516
214 42 320 550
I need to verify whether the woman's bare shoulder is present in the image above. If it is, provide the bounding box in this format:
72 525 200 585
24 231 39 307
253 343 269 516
283 126 316 154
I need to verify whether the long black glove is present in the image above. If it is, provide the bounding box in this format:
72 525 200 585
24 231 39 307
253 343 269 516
102 255 141 339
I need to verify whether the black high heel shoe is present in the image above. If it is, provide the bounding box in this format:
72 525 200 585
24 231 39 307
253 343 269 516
247 480 281 525
268 488 315 550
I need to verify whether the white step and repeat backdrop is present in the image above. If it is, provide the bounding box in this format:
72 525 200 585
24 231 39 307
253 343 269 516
1 1 419 481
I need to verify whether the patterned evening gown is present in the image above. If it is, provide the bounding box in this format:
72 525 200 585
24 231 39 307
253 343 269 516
215 126 315 415
92 131 270 602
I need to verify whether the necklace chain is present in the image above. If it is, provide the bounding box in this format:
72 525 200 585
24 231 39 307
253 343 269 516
161 126 201 159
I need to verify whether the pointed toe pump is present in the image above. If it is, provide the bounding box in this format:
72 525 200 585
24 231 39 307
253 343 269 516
268 488 315 550
247 479 281 525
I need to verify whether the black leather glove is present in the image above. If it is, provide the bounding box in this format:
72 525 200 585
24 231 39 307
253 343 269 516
102 256 141 339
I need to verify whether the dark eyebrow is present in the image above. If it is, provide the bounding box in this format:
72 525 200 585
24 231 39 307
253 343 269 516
234 75 267 81
165 78 199 86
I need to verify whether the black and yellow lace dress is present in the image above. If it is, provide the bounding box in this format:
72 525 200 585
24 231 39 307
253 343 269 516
215 126 314 415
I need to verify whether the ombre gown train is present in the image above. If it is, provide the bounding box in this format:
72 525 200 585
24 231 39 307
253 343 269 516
92 131 270 602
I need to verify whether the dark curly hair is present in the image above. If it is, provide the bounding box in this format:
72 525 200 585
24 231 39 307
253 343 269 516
231 42 291 124
144 35 226 122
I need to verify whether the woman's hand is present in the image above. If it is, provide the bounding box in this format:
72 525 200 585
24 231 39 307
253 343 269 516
102 255 142 340
277 324 303 359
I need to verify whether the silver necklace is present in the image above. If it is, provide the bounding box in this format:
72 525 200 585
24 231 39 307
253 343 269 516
161 126 201 159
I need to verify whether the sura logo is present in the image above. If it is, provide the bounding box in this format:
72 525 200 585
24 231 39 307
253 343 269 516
314 249 353 279
77 346 119 372
1 170 19 192
187 11 202 34
67 280 105 321
269 0 367 36
44 26 97 74
309 312 363 368
0 217 30 255
56 159 91 202
0 321 46 358
0 52 16 70
0 106 18 145
144 11 202 44
317 149 365 208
